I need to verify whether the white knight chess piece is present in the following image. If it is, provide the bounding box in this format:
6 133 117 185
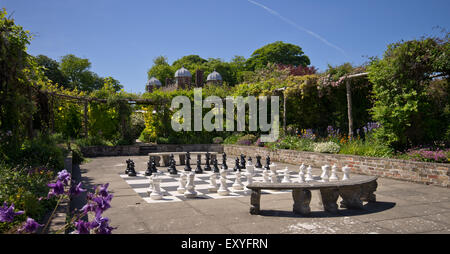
342 165 351 180
218 170 230 196
329 164 339 181
177 172 187 194
184 171 197 198
208 173 218 193
149 175 162 200
321 165 330 182
305 165 314 182
298 164 306 183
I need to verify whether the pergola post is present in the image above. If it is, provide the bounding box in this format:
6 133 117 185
84 100 88 138
346 79 353 140
283 91 287 133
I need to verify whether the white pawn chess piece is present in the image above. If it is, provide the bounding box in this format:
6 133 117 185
147 175 154 194
342 165 351 180
218 170 230 196
329 164 339 181
233 171 244 190
270 171 278 183
305 165 314 182
208 173 218 193
321 165 330 182
177 172 187 194
149 174 162 200
244 171 253 195
298 164 306 183
246 161 255 176
263 169 270 183
281 166 291 183
184 171 197 198
269 162 277 174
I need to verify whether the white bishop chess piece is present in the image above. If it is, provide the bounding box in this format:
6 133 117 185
305 165 314 182
184 171 197 198
342 165 351 180
329 164 339 181
218 169 230 196
281 166 291 183
298 164 306 183
321 165 330 182
177 171 187 194
149 174 162 200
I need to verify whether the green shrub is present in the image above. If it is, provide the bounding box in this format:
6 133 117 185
237 134 257 146
212 137 224 144
223 133 244 144
18 134 65 171
313 141 340 153
75 136 113 147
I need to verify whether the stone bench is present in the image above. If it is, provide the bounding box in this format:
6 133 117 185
246 175 378 215
148 152 219 167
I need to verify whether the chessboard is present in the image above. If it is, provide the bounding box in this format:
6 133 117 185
119 169 302 204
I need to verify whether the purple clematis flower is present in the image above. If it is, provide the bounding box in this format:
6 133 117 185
98 183 110 197
0 202 24 223
90 214 114 234
18 217 43 233
69 182 86 197
92 194 113 214
74 220 91 234
57 169 71 185
47 180 65 198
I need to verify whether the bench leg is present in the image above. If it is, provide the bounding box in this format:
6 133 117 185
292 189 311 216
179 154 186 165
319 188 339 213
339 186 364 209
360 180 378 203
249 189 261 215
162 155 170 167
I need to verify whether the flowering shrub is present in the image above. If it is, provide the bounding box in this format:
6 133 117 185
236 134 257 146
212 137 224 144
405 148 449 163
313 142 341 154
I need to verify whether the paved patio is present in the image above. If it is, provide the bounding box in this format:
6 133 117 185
72 155 450 234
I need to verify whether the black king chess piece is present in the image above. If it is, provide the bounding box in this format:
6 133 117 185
204 152 211 171
233 157 241 172
195 154 203 174
255 155 262 168
128 159 137 176
264 156 271 170
221 152 228 170
145 159 153 176
184 152 192 171
239 154 246 169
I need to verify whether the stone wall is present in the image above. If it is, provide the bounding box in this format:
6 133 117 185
81 144 223 157
224 145 450 188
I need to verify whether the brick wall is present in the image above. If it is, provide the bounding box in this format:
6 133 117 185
224 145 449 188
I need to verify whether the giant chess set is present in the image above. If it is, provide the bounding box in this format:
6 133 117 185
119 152 352 204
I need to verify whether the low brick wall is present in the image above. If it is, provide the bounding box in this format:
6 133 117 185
224 145 450 188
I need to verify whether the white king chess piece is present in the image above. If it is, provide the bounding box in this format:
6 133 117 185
305 165 314 182
342 165 351 180
218 170 230 196
208 172 218 193
184 171 197 198
233 170 244 190
329 164 339 181
281 166 291 183
177 171 187 194
298 164 306 183
321 165 330 182
149 174 162 200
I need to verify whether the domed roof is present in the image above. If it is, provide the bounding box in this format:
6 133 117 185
147 77 162 86
207 70 222 81
174 66 192 78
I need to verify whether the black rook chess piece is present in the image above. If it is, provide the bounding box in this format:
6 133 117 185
195 154 203 174
221 152 228 170
234 157 241 172
128 160 137 176
264 156 271 170
255 155 262 168
204 152 211 171
184 152 192 171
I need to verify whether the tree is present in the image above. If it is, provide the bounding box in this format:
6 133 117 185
59 54 103 92
34 55 69 88
245 41 310 70
147 56 174 86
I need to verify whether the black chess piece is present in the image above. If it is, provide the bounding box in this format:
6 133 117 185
128 160 137 176
221 152 228 170
234 157 241 172
264 156 271 170
204 152 211 171
255 155 262 168
184 152 192 171
212 158 220 173
125 159 131 174
151 157 157 173
195 154 203 174
167 154 175 172
145 159 152 176
239 154 246 169
169 155 178 175
248 156 252 164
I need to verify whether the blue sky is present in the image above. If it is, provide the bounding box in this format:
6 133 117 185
3 0 449 93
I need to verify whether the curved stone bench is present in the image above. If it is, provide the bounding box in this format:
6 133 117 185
246 175 378 215
148 152 218 166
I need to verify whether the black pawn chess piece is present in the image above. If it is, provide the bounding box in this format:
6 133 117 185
212 158 220 173
255 155 262 168
195 154 203 174
204 152 211 171
151 157 157 173
264 156 271 170
169 155 178 175
145 159 152 176
128 160 137 176
221 152 228 170
167 154 175 172
184 152 192 171
234 157 241 172
125 159 131 174
239 154 246 169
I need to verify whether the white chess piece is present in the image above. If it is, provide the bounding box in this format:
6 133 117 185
233 171 244 190
177 172 187 194
263 169 270 183
329 164 339 181
218 170 230 196
208 173 218 193
298 164 305 183
321 165 330 182
270 171 278 183
305 165 314 182
184 171 197 198
269 162 277 174
342 165 351 180
246 161 255 176
149 174 162 200
282 166 291 183
244 171 253 195
147 175 154 194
